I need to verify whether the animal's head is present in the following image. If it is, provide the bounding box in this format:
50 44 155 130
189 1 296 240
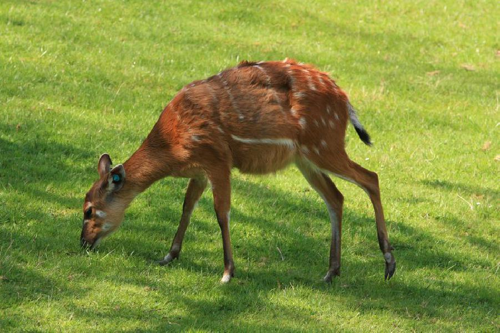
80 154 127 250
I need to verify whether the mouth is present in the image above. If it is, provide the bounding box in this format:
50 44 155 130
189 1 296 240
80 237 101 251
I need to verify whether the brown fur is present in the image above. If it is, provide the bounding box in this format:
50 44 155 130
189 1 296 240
81 59 396 282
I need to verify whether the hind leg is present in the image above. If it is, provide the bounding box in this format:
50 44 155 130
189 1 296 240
309 152 396 280
296 159 345 282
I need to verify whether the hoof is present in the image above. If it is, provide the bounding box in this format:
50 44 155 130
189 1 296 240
158 253 177 266
220 272 233 284
385 260 396 280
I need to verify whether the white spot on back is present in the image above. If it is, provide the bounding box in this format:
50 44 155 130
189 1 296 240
299 117 307 129
329 120 335 128
313 146 320 154
334 113 340 120
318 76 325 88
217 72 244 120
192 135 201 142
290 107 298 117
321 117 326 126
314 119 319 127
321 140 328 148
326 105 331 114
303 69 316 91
300 145 310 154
294 92 306 99
384 252 393 263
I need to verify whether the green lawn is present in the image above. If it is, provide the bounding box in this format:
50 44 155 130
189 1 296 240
1 0 498 331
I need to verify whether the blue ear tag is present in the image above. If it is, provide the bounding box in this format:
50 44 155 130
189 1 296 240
112 174 121 183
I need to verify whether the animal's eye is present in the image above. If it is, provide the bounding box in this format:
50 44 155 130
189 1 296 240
84 208 92 219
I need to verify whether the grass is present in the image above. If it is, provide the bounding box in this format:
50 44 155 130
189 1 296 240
1 0 498 331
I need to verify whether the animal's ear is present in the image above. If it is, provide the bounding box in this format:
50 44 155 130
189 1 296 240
108 164 126 192
98 154 113 177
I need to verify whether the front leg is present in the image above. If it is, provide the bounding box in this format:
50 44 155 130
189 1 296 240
209 169 234 283
159 176 207 265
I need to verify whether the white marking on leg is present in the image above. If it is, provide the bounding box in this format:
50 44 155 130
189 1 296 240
171 244 180 253
299 117 307 129
163 253 173 262
231 135 295 150
221 274 231 283
325 201 340 252
308 181 341 261
384 252 392 263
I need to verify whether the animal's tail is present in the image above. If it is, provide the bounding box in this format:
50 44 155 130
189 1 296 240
347 102 372 146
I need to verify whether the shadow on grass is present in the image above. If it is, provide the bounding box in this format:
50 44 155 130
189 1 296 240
102 175 498 330
2 122 497 323
421 179 499 199
1 54 498 329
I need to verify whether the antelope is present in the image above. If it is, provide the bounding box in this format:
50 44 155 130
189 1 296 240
81 59 396 283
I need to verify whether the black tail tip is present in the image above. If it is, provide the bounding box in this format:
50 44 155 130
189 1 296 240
354 127 372 146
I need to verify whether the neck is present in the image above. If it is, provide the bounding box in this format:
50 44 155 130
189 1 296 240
116 105 183 205
119 141 175 204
